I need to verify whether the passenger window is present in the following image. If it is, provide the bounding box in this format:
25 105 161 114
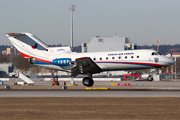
106 57 108 60
112 57 115 59
100 58 102 60
137 56 139 58
125 56 127 59
93 58 96 61
131 56 134 59
119 57 121 59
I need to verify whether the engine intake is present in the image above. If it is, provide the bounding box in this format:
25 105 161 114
52 58 71 66
28 58 36 64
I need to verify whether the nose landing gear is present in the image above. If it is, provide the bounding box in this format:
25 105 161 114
147 75 153 81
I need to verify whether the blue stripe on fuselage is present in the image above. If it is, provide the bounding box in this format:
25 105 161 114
33 60 53 65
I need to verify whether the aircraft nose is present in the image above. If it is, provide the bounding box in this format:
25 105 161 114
168 58 175 66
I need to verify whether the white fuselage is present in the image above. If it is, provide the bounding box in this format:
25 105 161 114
34 49 174 72
6 32 175 73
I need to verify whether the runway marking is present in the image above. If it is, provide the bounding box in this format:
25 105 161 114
93 88 110 90
111 83 116 86
86 88 110 90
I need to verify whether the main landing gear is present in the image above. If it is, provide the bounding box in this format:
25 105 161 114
82 77 94 87
147 75 153 81
82 74 94 87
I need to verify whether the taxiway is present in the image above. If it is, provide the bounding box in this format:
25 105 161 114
0 80 180 97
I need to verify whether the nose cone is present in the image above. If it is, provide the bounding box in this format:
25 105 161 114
170 59 175 65
167 58 175 66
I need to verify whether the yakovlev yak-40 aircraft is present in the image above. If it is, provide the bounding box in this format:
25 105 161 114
6 32 175 87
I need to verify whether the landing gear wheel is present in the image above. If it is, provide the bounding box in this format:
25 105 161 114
82 77 94 87
147 76 153 81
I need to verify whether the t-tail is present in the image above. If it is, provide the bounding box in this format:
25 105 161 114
6 32 72 71
6 32 49 59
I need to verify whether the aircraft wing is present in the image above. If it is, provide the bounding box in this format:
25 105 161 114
71 57 102 77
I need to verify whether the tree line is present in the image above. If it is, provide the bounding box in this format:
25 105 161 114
1 44 180 55
137 44 180 55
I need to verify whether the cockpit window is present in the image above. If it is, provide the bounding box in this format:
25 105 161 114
152 52 162 55
157 52 162 55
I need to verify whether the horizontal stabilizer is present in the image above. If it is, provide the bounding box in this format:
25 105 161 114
6 33 24 37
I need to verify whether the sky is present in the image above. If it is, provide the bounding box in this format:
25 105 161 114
0 0 180 46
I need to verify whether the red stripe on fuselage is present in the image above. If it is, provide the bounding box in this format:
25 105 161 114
19 51 31 58
95 61 163 67
35 58 52 63
19 51 52 63
122 61 162 67
77 57 89 59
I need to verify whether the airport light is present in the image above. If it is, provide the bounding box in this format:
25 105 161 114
69 3 75 51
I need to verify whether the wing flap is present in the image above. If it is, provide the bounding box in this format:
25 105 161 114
71 57 102 77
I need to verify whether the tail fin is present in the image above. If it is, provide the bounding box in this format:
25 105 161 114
6 32 48 58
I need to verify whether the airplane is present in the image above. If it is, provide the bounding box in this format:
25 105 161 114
6 32 175 87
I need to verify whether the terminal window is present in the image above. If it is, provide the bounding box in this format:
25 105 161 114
99 39 103 42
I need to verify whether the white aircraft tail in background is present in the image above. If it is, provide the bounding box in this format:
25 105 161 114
6 32 175 87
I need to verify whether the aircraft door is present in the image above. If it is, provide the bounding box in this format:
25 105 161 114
149 56 153 61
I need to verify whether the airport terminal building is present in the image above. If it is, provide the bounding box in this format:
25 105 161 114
82 34 137 53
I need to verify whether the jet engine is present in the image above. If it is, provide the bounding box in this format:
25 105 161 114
28 58 36 64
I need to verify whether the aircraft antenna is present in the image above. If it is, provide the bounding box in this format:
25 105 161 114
69 3 75 51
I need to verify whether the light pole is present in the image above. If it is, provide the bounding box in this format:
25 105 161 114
69 3 75 51
150 39 160 51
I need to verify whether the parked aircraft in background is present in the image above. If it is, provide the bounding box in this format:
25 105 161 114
6 32 175 87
